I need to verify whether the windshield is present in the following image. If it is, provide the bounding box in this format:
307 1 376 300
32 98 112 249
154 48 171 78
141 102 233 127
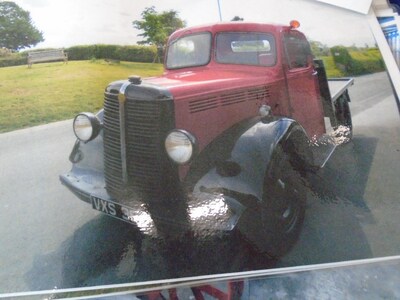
216 32 276 66
166 32 212 69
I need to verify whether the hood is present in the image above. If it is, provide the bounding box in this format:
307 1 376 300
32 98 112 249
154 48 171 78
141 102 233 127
143 67 277 100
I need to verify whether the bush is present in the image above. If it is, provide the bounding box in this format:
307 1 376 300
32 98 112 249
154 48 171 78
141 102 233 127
65 44 157 63
349 50 385 75
115 45 157 62
330 46 353 73
0 44 158 67
0 48 13 57
66 45 97 60
93 44 119 60
330 46 385 76
0 54 26 67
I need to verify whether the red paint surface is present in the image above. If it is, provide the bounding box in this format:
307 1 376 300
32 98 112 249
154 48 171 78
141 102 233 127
144 22 325 176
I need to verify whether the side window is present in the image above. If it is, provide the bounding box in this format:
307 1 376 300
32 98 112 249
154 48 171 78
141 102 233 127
284 32 312 69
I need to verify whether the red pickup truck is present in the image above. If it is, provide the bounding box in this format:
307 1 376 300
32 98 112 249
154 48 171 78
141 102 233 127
60 21 353 258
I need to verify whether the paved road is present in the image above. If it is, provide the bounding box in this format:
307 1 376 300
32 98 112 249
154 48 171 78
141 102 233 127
280 72 400 266
0 72 399 294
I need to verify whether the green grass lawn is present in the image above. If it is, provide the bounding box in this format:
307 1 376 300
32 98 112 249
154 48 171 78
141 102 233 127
0 60 163 133
320 56 345 78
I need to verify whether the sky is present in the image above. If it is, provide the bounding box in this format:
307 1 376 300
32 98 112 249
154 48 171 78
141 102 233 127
12 0 377 49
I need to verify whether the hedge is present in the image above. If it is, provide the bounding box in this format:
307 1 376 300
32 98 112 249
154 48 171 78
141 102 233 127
66 45 97 60
0 55 26 68
331 46 385 76
66 44 157 62
117 45 157 62
0 44 158 67
320 56 345 78
0 44 385 74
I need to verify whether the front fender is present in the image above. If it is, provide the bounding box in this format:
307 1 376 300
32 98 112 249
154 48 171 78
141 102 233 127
186 117 304 208
61 113 309 234
60 109 105 203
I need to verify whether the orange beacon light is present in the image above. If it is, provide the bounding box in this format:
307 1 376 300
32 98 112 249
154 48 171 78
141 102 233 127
290 20 300 29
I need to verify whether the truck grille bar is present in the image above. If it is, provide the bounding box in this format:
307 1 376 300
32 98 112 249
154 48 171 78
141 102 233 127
118 82 130 185
103 88 176 200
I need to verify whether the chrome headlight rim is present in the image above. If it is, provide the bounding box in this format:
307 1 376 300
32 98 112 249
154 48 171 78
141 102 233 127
165 129 198 165
73 112 101 143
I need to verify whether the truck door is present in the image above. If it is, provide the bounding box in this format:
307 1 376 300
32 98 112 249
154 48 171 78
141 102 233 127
283 31 325 139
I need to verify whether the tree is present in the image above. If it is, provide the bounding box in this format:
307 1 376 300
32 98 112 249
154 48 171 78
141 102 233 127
309 40 330 57
133 6 185 61
0 1 44 50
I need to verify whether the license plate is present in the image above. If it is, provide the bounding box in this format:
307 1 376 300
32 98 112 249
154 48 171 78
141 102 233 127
91 195 136 225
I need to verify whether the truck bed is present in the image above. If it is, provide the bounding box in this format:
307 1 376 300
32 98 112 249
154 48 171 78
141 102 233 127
327 78 354 102
311 77 354 168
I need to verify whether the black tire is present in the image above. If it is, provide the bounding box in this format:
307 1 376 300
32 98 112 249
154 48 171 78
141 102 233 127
334 94 353 143
256 145 306 258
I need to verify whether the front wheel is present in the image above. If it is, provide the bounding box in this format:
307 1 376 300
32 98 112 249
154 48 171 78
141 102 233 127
243 146 306 258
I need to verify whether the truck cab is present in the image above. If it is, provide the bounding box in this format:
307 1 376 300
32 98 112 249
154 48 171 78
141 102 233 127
164 22 325 141
60 21 353 258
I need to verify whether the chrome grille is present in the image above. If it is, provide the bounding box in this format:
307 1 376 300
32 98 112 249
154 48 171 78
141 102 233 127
103 90 175 199
103 92 123 196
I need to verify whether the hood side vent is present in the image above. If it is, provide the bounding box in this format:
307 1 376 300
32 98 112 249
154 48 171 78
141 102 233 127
189 86 271 114
247 86 271 102
220 91 247 106
189 96 219 113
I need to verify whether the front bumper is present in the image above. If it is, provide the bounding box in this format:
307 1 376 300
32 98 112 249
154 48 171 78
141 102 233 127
60 168 246 236
60 168 105 204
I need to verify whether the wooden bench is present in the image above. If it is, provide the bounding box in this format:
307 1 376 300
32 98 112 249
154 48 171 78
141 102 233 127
27 49 68 68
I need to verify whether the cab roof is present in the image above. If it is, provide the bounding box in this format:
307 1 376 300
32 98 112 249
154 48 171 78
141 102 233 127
168 22 291 41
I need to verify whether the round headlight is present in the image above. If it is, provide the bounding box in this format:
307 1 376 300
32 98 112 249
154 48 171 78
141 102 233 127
165 130 197 164
73 113 101 142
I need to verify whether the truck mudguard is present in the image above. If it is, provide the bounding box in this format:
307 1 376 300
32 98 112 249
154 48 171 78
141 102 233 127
186 116 311 207
184 116 311 255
